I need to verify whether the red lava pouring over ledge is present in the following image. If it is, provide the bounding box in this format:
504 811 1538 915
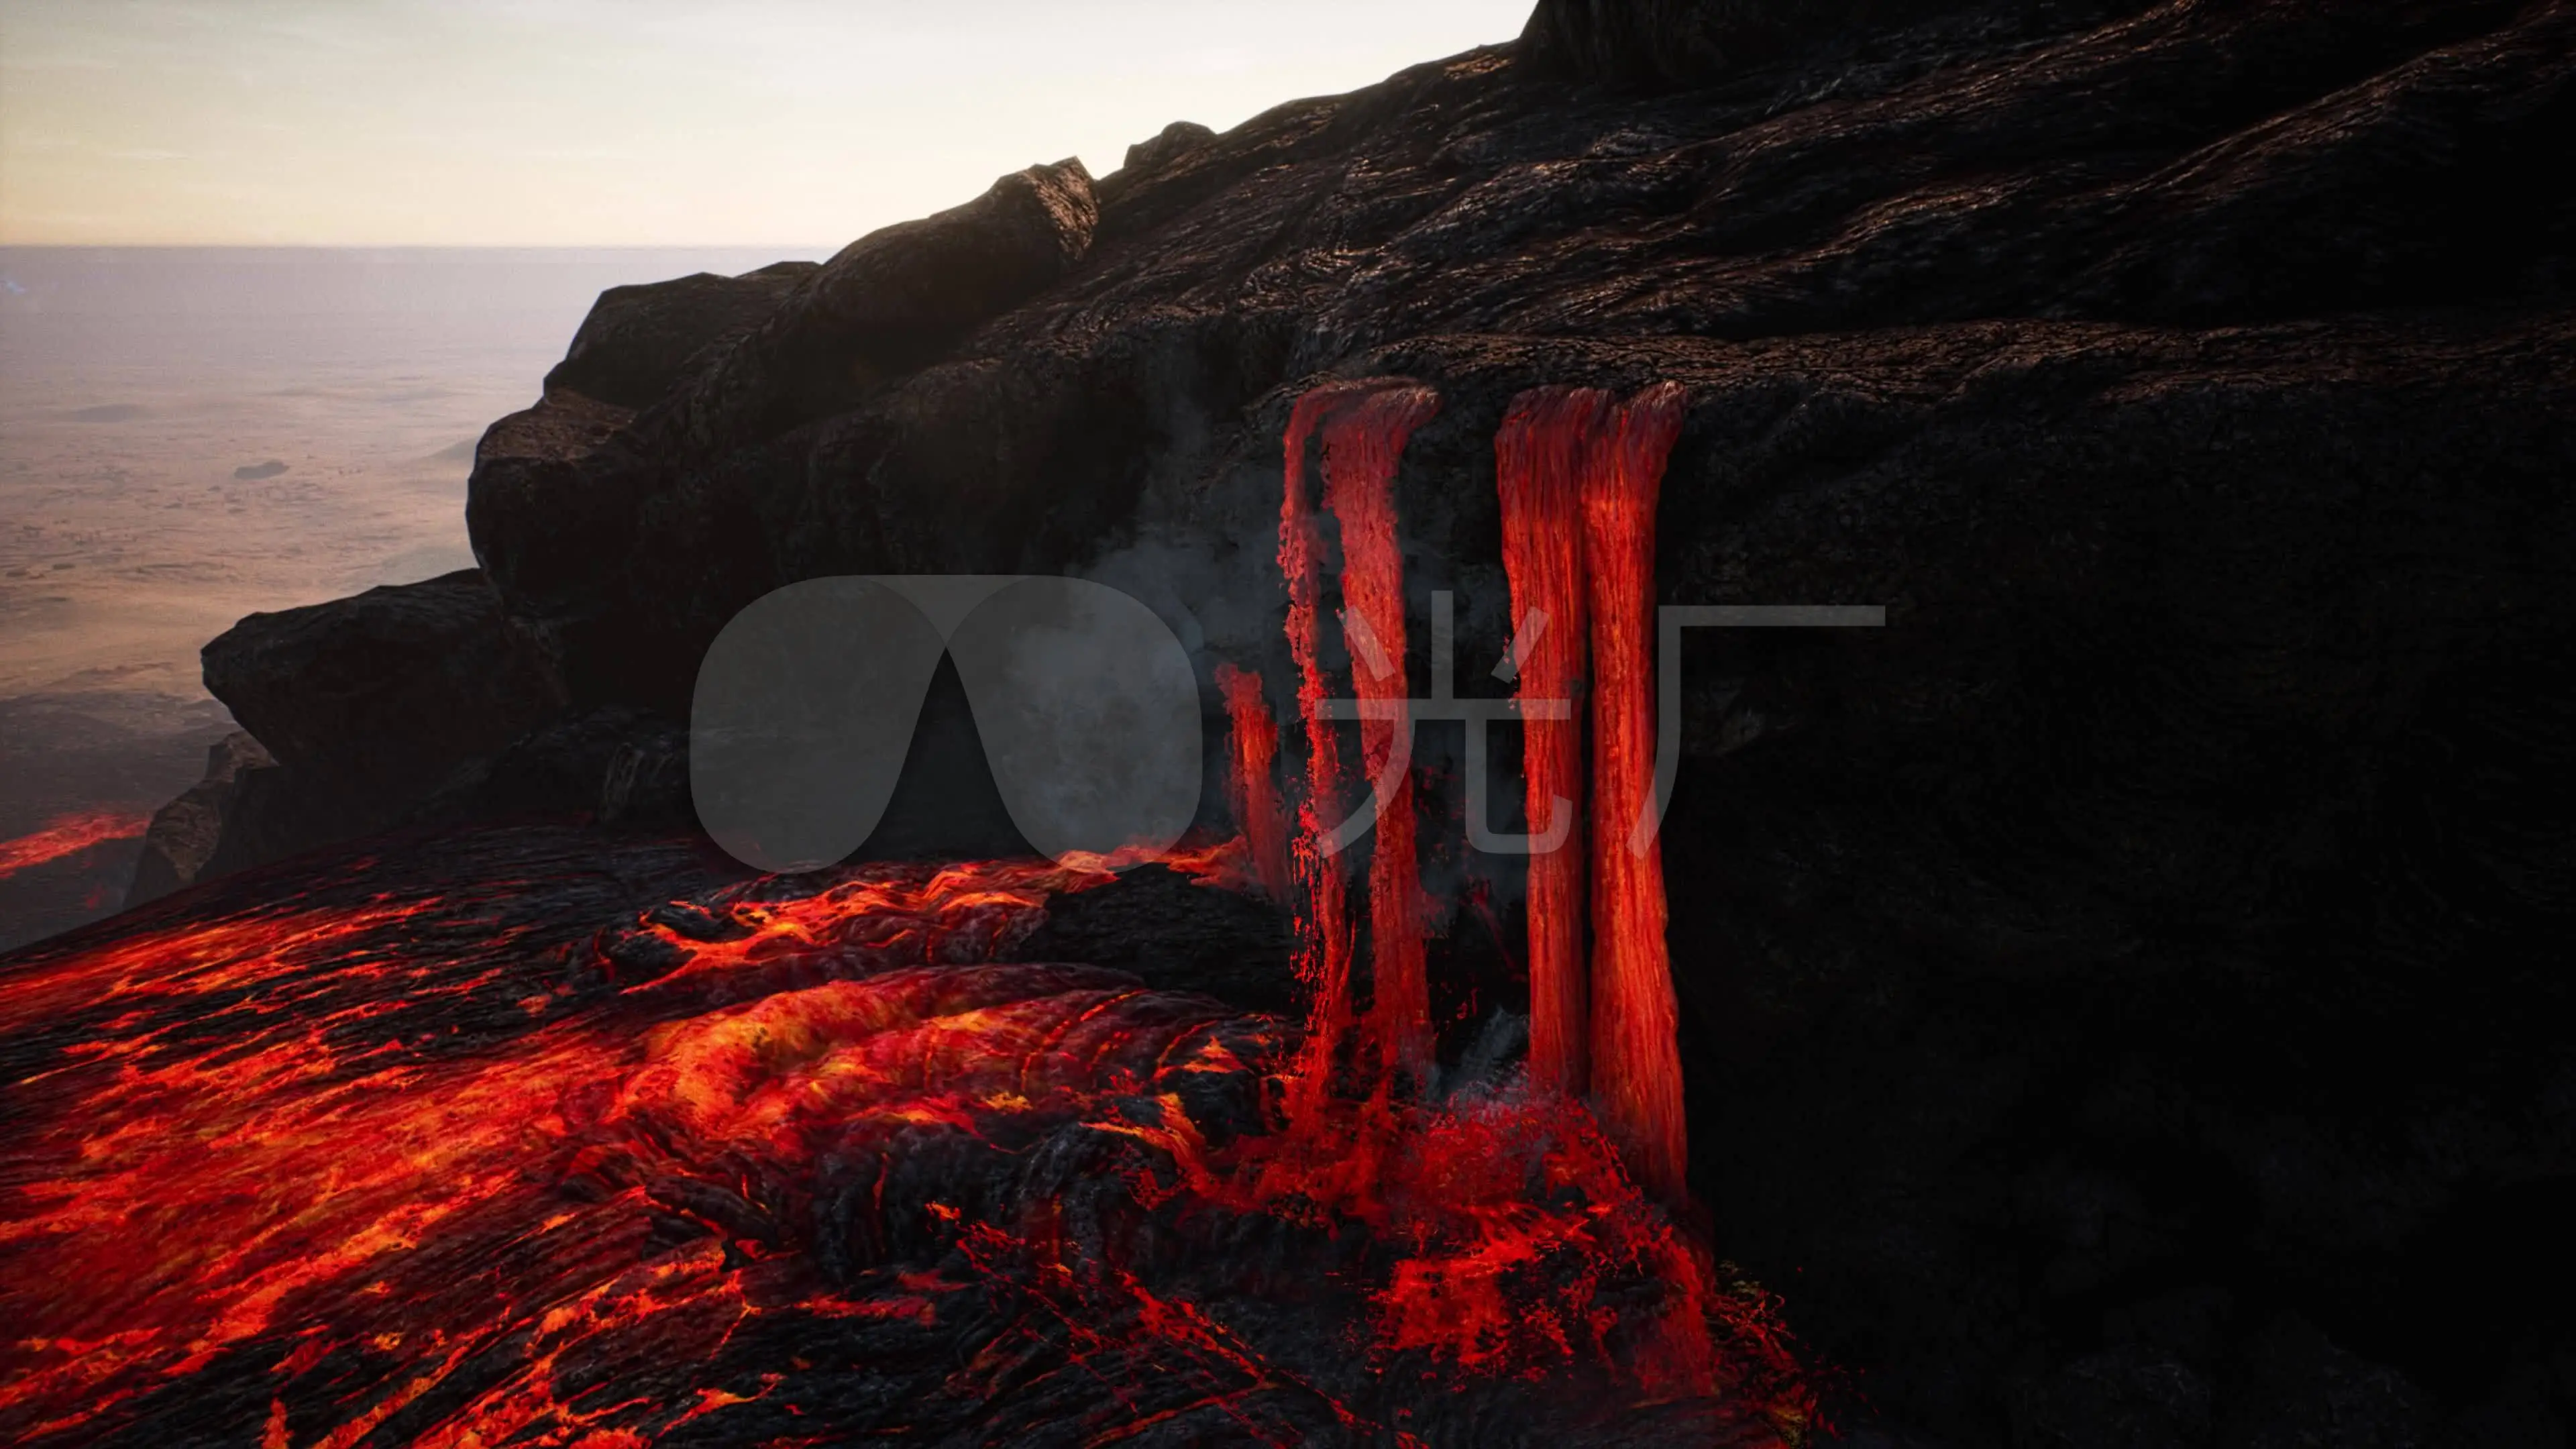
0 380 1813 1447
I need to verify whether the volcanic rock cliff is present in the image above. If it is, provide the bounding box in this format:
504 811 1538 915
95 0 2576 1442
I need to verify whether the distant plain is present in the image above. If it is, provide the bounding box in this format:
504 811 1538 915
0 247 818 946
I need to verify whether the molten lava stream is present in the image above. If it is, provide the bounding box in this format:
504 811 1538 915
1582 382 1694 1204
0 809 151 880
1267 376 1448 1212
0 916 633 1440
1215 662 1293 902
1273 380 1371 1130
0 370 1825 1442
0 845 1811 1442
1322 384 1442 1091
1496 386 1611 1098
0 855 1258 1446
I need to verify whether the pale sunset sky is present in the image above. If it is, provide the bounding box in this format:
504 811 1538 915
0 0 1532 246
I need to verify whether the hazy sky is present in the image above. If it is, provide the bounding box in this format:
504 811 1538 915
0 0 1532 246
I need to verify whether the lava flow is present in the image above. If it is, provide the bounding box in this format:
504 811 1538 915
0 822 1803 1446
1584 382 1694 1205
1267 376 1440 1205
1496 386 1611 1099
0 378 1805 1447
1322 383 1442 1091
1214 662 1293 902
1490 381 1697 1203
1220 378 1804 1425
0 810 151 881
1275 383 1361 1135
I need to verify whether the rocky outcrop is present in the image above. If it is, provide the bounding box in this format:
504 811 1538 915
1453 310 2576 1442
541 260 817 410
1007 862 1298 1012
451 0 2573 720
409 704 690 828
661 158 1097 453
198 569 561 866
123 732 270 906
1118 119 1216 176
464 159 1099 705
203 569 557 788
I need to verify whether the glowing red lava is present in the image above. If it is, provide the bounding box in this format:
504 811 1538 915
1267 377 1440 1212
1230 380 1805 1430
0 850 1295 1445
1491 381 1699 1203
1277 382 1367 1132
1497 386 1612 1098
0 376 1809 1447
1214 663 1293 902
1322 384 1442 1090
0 810 151 881
0 833 1807 1444
1583 382 1693 1204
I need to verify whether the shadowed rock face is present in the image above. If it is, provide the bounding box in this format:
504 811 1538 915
123 731 270 907
464 159 1100 704
159 0 2576 1440
454 0 2571 719
661 158 1097 454
196 570 562 870
540 260 818 411
202 569 557 788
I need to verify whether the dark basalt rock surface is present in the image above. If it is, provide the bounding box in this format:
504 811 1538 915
142 0 2576 1442
1009 862 1300 1013
195 568 562 873
123 731 270 906
541 260 818 410
464 160 1102 704
439 0 2576 722
409 704 678 827
201 568 557 790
